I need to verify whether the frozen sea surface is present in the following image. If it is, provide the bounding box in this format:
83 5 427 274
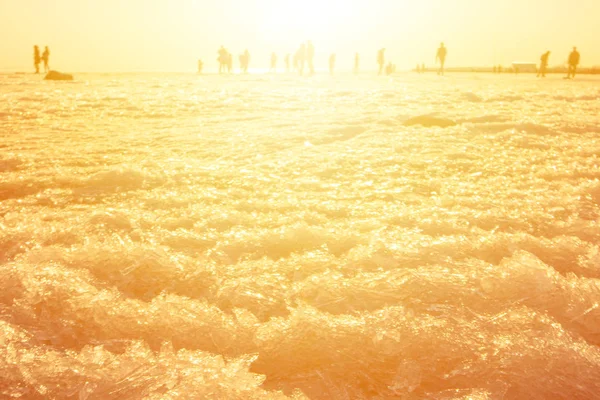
1 72 600 399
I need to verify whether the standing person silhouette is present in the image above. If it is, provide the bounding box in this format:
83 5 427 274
436 42 447 75
33 46 41 74
243 49 250 73
567 47 580 79
537 51 550 77
227 52 233 73
354 53 360 74
377 48 385 75
41 46 50 73
297 43 306 75
329 53 336 75
306 41 315 75
217 46 228 74
270 52 277 72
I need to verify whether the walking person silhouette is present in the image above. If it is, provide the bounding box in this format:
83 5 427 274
436 42 447 75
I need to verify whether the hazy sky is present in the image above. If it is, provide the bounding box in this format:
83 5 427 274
1 0 599 72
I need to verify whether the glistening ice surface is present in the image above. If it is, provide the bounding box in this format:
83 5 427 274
1 72 600 399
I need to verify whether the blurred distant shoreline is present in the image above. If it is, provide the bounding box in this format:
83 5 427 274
1 67 600 75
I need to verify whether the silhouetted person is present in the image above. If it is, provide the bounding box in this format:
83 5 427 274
244 49 250 73
354 53 360 74
285 54 290 72
197 59 204 74
329 53 336 75
537 51 550 77
296 43 306 75
377 48 385 75
33 45 41 74
227 53 233 73
270 52 277 72
436 42 447 75
217 46 228 74
567 47 580 79
41 46 50 73
307 41 315 75
385 62 395 75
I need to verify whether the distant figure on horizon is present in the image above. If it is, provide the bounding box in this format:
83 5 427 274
377 48 385 75
385 62 396 75
42 46 50 73
436 42 447 75
285 54 290 72
537 51 550 77
567 47 580 79
226 52 233 73
33 45 41 74
296 43 306 75
354 53 360 74
307 41 315 75
197 59 204 74
270 52 277 72
329 53 336 75
217 46 228 74
244 49 251 73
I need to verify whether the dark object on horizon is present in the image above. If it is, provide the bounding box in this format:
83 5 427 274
307 41 315 75
354 53 360 74
44 70 73 81
270 52 277 72
197 59 204 74
285 54 290 72
436 42 447 75
329 53 336 75
42 46 50 73
377 48 385 75
567 46 580 79
537 51 550 77
33 45 41 74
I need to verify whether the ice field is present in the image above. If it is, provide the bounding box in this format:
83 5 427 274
1 71 600 399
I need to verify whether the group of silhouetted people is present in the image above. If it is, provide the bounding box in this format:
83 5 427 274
210 41 439 76
33 45 50 74
536 47 580 78
292 41 315 76
204 42 583 79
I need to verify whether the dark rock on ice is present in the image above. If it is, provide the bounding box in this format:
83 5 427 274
44 71 74 81
403 115 457 128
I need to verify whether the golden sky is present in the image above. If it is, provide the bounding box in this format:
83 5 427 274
1 0 598 72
